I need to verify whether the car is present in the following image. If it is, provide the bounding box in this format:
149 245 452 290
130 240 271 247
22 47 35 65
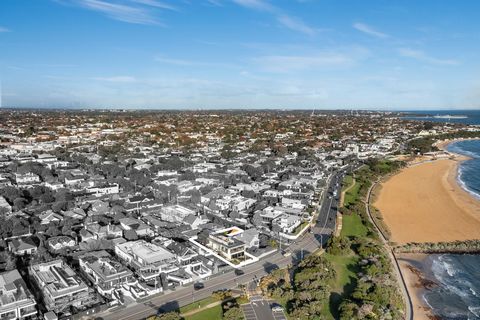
282 250 292 257
234 269 244 276
271 303 284 312
193 282 204 290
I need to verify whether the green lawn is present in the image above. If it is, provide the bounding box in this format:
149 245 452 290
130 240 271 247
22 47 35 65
293 221 309 235
341 175 354 191
183 304 223 320
323 253 360 319
343 182 360 208
322 212 366 319
341 213 368 238
179 297 217 314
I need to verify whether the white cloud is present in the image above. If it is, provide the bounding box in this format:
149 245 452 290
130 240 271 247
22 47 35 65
398 48 459 65
353 22 388 38
256 53 355 72
0 27 10 32
154 56 195 66
277 14 316 36
93 76 137 82
232 0 274 11
130 0 176 11
232 0 316 36
71 0 161 25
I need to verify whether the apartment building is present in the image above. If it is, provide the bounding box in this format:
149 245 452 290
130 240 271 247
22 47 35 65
115 240 178 283
0 270 37 320
29 260 95 313
207 228 246 261
79 250 135 299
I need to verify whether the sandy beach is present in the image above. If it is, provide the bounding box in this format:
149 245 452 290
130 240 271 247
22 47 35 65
375 139 480 319
374 157 480 244
397 254 435 320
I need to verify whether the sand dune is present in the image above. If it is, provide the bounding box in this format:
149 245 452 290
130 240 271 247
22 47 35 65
374 158 480 244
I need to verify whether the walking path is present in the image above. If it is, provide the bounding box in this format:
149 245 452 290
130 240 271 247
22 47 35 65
365 181 413 320
180 296 236 317
339 177 356 207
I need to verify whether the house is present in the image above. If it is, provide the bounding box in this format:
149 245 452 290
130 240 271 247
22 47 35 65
64 174 87 186
234 228 260 249
63 208 86 220
39 210 63 225
44 181 64 191
15 172 40 185
79 229 95 242
259 207 283 226
8 238 37 255
182 214 209 230
0 196 12 215
85 223 123 240
86 183 119 197
159 205 196 223
0 269 37 319
231 196 256 212
124 195 162 213
273 214 302 234
47 236 76 251
166 242 198 267
78 250 136 299
0 175 11 187
119 218 154 237
35 153 57 164
29 260 96 313
206 227 246 261
115 240 178 283
89 200 110 215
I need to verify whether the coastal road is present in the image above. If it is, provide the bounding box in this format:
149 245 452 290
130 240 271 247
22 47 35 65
365 181 413 320
92 172 342 320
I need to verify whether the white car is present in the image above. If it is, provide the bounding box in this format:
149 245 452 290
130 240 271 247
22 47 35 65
282 250 292 257
271 305 284 312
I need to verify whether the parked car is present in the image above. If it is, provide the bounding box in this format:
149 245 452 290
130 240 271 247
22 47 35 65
271 303 284 312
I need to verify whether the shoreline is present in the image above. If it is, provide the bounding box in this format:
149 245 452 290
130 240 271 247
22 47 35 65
375 138 480 244
436 138 480 201
376 138 480 320
397 254 436 320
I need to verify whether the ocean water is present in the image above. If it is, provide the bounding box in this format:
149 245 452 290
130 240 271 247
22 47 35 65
403 110 480 125
423 254 480 319
419 140 480 319
447 140 480 199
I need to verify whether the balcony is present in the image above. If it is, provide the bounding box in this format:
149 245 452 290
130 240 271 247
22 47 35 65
0 311 16 320
20 305 37 318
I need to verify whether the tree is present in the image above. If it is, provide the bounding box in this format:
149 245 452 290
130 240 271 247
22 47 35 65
45 224 60 237
212 289 232 301
13 197 28 211
326 236 351 255
124 229 138 241
34 245 52 263
147 312 181 320
0 251 17 271
223 307 243 320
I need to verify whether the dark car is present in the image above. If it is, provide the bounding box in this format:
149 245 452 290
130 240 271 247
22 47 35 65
234 269 244 276
193 282 204 290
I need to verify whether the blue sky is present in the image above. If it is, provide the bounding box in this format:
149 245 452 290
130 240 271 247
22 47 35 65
1 0 479 109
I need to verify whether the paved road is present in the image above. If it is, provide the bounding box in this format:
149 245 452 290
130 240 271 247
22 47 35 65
365 181 413 320
92 172 343 320
241 295 287 320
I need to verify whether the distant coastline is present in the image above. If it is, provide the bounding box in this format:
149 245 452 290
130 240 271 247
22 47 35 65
402 110 480 125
